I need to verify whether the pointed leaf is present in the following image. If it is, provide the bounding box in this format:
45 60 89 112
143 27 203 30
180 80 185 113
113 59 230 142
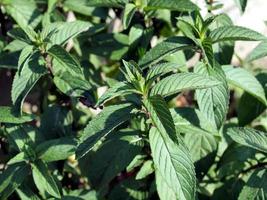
227 127 267 153
48 45 83 75
76 103 134 159
7 152 30 165
210 26 266 43
234 0 248 13
150 72 221 97
36 137 77 162
136 160 154 180
32 160 61 198
143 95 176 142
246 40 267 62
149 127 196 200
84 0 128 7
18 45 34 74
238 73 267 126
139 36 193 68
222 65 267 105
96 81 138 106
123 3 137 29
11 52 47 114
5 0 42 29
146 0 198 12
44 21 92 46
146 62 183 80
0 163 30 200
195 62 229 130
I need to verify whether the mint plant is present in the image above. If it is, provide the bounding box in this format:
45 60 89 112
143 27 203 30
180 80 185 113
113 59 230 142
0 0 266 199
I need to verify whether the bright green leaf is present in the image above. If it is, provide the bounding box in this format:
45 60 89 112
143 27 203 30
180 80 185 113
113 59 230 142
194 62 229 130
136 160 154 180
123 3 137 29
226 127 267 153
36 137 77 162
149 127 196 200
145 0 199 12
150 72 221 97
11 52 47 114
222 65 267 105
210 26 266 43
32 160 61 198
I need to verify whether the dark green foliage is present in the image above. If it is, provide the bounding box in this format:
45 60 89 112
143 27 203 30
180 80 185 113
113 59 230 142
0 0 266 200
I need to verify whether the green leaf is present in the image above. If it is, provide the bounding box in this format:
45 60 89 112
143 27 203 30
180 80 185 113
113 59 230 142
5 0 42 29
217 143 257 179
149 127 196 200
222 65 267 105
210 26 266 43
48 45 83 75
146 62 183 80
123 3 137 29
171 108 218 176
178 125 217 163
139 36 194 68
136 160 154 180
79 130 142 187
62 189 98 200
48 45 91 97
96 81 138 106
238 73 267 126
53 73 91 97
150 72 221 97
7 28 35 44
0 106 35 124
11 52 47 114
145 0 199 12
5 124 43 152
238 169 267 200
83 0 128 7
246 40 267 62
234 0 248 13
0 163 30 200
7 152 30 165
194 62 229 130
201 37 214 67
18 45 34 74
171 107 216 132
155 170 176 200
143 95 177 142
32 160 61 198
212 14 235 65
76 103 134 159
36 137 77 162
44 21 92 46
226 127 267 153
